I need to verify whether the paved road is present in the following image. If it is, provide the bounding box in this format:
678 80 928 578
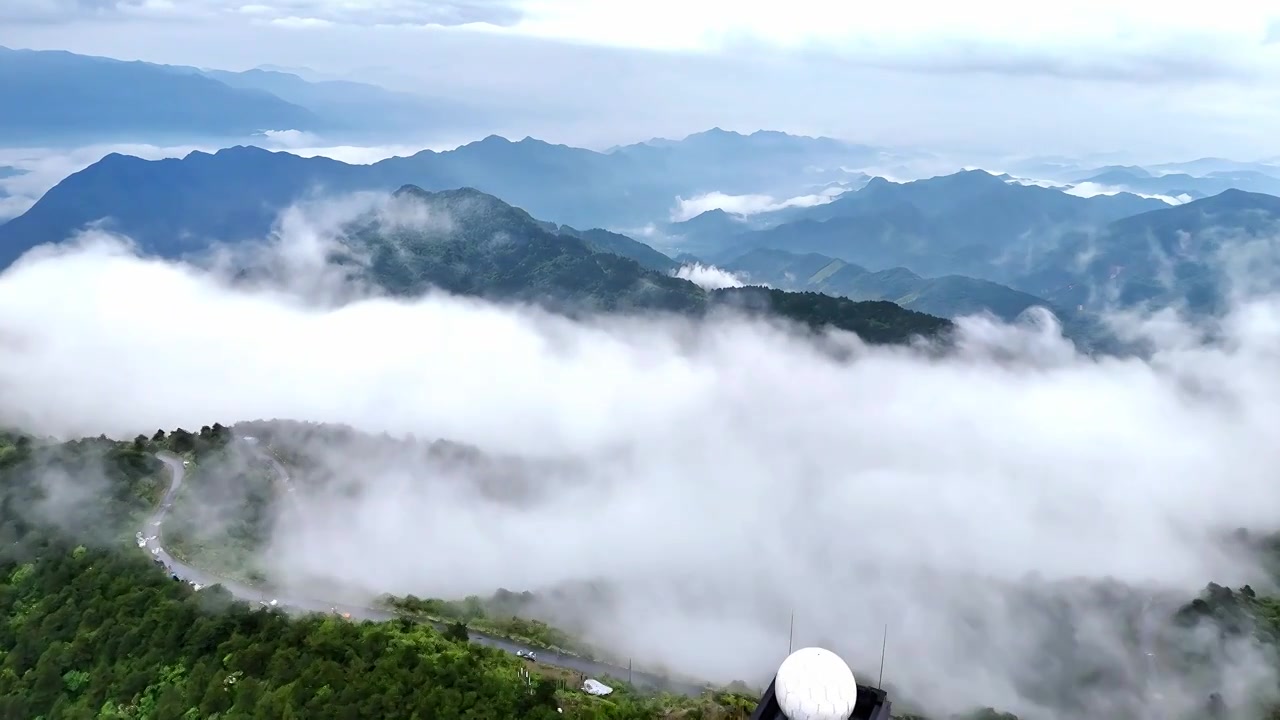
143 449 706 696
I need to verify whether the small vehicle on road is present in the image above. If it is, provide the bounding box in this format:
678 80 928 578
516 650 537 661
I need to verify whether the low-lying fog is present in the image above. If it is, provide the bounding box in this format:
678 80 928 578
2 198 1280 718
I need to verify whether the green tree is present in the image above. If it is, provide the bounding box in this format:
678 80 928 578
444 621 470 643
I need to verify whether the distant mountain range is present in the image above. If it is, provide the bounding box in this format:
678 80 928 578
0 131 880 255
1017 189 1280 313
3 139 1277 327
607 128 879 198
0 141 1068 323
1072 166 1280 201
1143 158 1280 177
668 177 1280 318
720 248 1057 323
0 45 490 145
670 170 1167 277
0 46 314 145
301 185 954 344
181 67 487 139
998 156 1280 187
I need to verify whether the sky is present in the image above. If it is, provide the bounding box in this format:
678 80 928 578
4 195 1280 717
3 1 1280 157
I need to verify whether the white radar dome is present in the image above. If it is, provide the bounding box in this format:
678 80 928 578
774 647 859 720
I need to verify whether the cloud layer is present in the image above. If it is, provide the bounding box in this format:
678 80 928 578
670 187 845 222
0 0 524 27
3 201 1280 717
672 262 746 290
8 1 1279 86
6 9 1280 158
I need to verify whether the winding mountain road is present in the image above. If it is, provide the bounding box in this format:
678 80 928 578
143 449 705 696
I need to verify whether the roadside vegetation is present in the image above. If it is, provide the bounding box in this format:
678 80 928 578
380 591 592 657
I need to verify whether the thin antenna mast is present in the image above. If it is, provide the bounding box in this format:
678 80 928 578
788 611 795 655
878 624 888 689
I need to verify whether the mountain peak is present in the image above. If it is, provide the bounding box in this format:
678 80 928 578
474 134 513 146
392 184 430 198
1196 187 1280 212
677 208 748 228
695 208 732 219
954 168 1005 181
392 185 497 203
212 145 273 157
685 127 746 141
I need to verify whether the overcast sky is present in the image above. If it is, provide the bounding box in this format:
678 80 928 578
3 1 1280 158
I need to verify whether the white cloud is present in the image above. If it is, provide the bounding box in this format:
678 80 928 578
268 15 333 28
1066 181 1193 206
0 0 523 27
256 128 323 146
2 199 1280 716
6 7 1280 158
281 140 466 162
11 1 1278 86
480 1 1280 80
671 187 844 222
672 262 745 290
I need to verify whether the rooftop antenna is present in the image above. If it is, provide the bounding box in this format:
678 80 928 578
878 624 888 689
788 611 795 655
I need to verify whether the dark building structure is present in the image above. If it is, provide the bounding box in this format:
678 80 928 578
748 676 892 720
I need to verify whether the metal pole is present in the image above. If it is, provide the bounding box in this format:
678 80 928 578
629 658 632 685
878 624 888 689
788 611 795 655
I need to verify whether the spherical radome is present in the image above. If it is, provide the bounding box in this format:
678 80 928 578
774 647 859 720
